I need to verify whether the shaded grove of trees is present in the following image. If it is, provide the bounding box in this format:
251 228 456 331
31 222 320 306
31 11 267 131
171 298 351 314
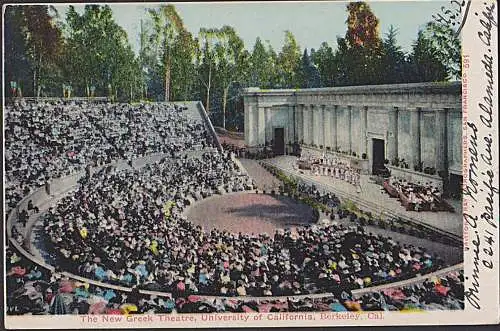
4 2 461 131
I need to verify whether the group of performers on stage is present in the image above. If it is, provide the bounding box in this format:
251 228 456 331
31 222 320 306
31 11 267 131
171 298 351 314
383 177 454 212
297 152 362 192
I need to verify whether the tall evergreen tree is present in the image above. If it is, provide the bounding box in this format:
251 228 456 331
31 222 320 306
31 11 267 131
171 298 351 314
311 42 337 87
335 1 384 86
250 37 274 88
381 25 408 84
276 31 301 88
298 49 320 88
409 30 448 82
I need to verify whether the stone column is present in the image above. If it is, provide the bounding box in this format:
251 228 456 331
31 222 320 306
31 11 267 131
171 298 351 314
265 107 272 145
311 104 317 146
434 108 448 174
320 105 326 148
347 106 352 153
298 105 304 143
307 105 315 145
302 105 308 145
288 105 295 143
387 107 399 163
409 107 421 169
331 105 338 151
360 106 368 157
245 103 254 146
258 106 266 146
324 106 331 149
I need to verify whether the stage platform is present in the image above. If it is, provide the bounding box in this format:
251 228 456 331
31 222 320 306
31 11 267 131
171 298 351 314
261 156 463 240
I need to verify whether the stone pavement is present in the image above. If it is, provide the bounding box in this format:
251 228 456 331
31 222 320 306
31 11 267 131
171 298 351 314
238 158 282 190
185 192 314 236
264 155 463 238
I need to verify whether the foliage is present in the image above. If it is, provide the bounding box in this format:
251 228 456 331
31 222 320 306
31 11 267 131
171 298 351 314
64 5 142 100
276 31 301 88
4 6 31 96
345 1 381 49
249 37 275 88
310 42 337 87
380 25 409 84
409 30 448 82
297 49 321 88
146 5 194 101
420 21 461 80
4 5 63 97
4 2 461 116
334 2 384 86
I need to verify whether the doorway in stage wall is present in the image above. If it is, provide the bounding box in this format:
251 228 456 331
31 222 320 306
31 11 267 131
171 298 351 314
372 138 385 174
274 127 285 155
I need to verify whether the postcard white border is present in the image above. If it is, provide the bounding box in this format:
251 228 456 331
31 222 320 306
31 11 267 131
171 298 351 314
2 0 499 328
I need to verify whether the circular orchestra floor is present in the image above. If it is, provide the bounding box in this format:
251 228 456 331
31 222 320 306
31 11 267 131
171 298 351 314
185 192 315 235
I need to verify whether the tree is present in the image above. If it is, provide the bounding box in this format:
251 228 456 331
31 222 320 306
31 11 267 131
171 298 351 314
198 28 221 114
276 30 301 88
335 1 384 86
147 5 187 101
170 29 198 101
64 5 141 99
3 5 63 97
380 25 409 84
311 42 337 87
4 6 31 96
409 30 447 82
421 21 461 80
345 1 381 48
297 49 320 88
214 26 248 129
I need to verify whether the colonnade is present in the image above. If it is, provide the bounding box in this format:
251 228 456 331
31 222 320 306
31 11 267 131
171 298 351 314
298 105 449 173
243 82 460 175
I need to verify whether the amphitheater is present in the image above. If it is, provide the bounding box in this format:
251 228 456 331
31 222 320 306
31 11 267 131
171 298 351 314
5 95 463 315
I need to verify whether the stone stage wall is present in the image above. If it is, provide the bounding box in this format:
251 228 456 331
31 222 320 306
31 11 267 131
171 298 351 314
243 82 462 179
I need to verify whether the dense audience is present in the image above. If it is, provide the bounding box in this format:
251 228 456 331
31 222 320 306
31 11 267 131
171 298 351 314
6 246 463 315
41 155 443 297
5 99 462 316
4 100 209 217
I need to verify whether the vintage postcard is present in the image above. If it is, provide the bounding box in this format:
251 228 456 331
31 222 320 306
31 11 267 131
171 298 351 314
2 0 498 328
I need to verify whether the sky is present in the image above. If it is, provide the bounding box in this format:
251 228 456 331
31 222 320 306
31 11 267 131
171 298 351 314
55 1 447 54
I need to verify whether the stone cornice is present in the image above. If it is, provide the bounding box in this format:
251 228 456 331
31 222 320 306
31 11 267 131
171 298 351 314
243 82 461 97
244 82 461 110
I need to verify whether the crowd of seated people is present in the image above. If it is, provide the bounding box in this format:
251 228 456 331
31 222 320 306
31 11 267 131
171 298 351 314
5 99 461 316
383 177 454 212
6 243 463 315
4 100 209 218
220 142 246 157
40 152 445 299
297 184 342 210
